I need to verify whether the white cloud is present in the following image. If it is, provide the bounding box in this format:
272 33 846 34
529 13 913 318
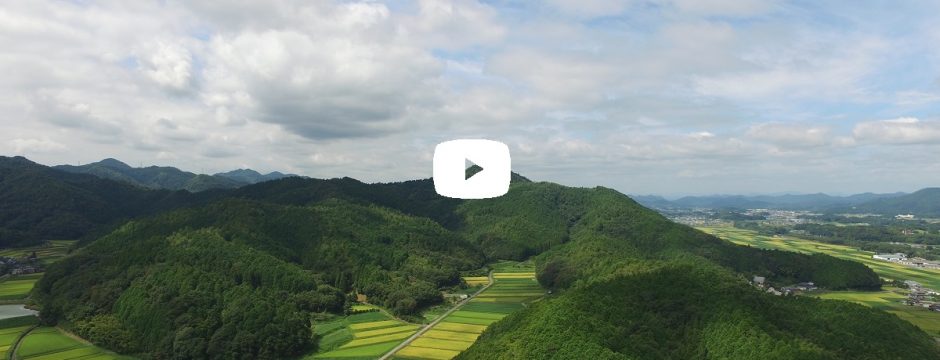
0 0 938 195
9 137 66 154
670 0 778 17
746 123 831 147
853 117 940 145
139 41 194 91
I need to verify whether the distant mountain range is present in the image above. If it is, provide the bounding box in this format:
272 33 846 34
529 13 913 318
54 158 298 192
632 192 906 211
843 188 940 217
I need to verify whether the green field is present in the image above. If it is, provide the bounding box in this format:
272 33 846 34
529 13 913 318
700 226 940 290
0 240 76 266
309 309 419 359
702 226 940 336
813 288 940 336
16 326 132 359
0 316 38 358
394 262 543 360
0 273 43 300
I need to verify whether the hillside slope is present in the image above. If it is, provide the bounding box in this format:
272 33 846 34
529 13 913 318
34 198 484 359
0 156 206 247
458 187 939 360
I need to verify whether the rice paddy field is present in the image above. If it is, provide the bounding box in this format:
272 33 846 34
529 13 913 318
0 240 76 266
393 262 543 360
699 226 940 290
309 309 420 359
15 326 132 360
814 288 940 336
701 226 940 336
0 315 38 358
0 273 43 300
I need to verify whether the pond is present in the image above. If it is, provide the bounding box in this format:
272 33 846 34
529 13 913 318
0 304 37 320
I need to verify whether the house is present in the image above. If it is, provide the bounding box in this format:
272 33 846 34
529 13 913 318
10 265 39 275
873 253 906 262
766 287 782 296
795 282 817 291
929 304 940 312
752 276 766 286
896 214 916 220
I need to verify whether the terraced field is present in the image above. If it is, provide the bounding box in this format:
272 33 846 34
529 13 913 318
310 311 420 359
0 273 44 300
16 327 131 360
700 226 940 290
393 263 543 360
0 240 75 266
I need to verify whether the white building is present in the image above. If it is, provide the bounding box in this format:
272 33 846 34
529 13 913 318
873 253 907 262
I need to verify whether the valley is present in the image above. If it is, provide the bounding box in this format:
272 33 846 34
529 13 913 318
701 226 940 336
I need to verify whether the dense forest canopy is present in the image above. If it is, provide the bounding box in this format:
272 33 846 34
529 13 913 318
5 156 934 358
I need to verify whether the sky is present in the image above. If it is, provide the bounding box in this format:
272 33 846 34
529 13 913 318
2 0 940 196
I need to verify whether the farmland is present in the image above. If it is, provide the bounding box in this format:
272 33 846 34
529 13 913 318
0 315 37 358
12 325 131 359
392 261 543 360
0 240 75 266
699 226 940 290
308 310 419 359
813 288 940 336
0 273 43 300
702 226 940 336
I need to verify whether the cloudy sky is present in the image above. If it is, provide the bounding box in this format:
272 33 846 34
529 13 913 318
3 0 940 196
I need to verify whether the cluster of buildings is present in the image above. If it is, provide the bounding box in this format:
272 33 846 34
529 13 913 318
872 253 940 269
751 276 817 296
902 281 940 312
0 253 41 276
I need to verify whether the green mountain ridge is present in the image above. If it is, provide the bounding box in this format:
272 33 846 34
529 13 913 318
54 158 297 192
0 156 209 247
3 155 936 359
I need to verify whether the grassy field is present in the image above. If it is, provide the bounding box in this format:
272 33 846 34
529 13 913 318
0 240 76 266
699 226 940 290
701 226 940 336
393 262 542 360
16 326 132 360
308 309 419 359
0 273 43 300
0 315 38 358
812 287 940 336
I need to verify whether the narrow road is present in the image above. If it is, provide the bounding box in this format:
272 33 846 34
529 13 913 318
378 271 494 360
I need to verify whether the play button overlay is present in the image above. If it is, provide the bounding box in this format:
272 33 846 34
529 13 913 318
433 139 511 199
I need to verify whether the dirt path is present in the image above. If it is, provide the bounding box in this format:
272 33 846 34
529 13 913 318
378 270 494 360
8 324 38 360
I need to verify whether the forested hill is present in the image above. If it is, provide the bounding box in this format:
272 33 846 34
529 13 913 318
0 156 210 247
36 199 483 358
16 154 937 358
459 186 939 359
